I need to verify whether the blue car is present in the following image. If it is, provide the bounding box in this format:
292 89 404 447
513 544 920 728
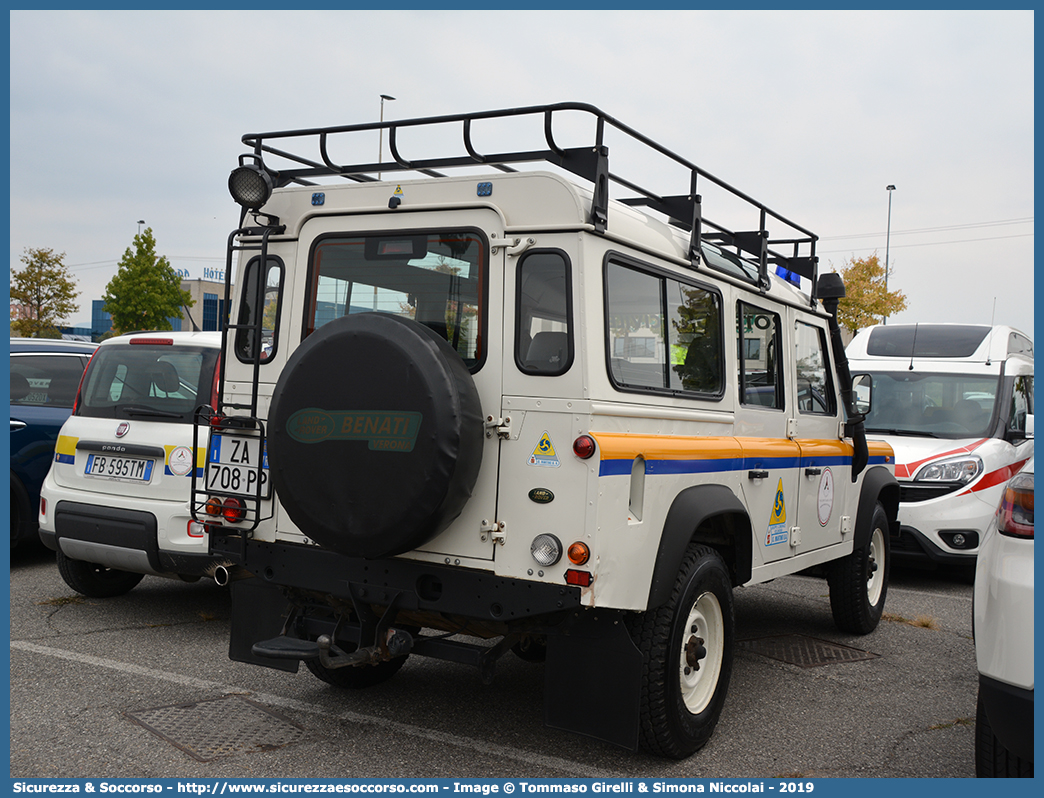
9 338 97 548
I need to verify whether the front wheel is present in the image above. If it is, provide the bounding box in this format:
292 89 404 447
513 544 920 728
627 544 734 759
56 550 145 598
828 502 889 634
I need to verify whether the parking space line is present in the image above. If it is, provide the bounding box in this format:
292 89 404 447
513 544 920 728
11 640 617 776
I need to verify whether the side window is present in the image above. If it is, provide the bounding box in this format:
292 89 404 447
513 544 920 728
739 303 783 410
516 251 572 376
794 321 837 415
666 279 723 393
9 355 86 407
605 260 722 395
1009 375 1033 433
235 256 283 363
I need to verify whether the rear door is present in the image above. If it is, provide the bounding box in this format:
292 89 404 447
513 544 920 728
289 210 506 561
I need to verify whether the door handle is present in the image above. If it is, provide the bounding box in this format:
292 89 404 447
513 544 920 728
804 467 822 476
10 420 26 431
747 470 769 480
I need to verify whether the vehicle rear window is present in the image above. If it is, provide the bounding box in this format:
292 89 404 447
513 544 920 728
866 325 990 358
76 344 218 423
9 355 87 407
306 230 487 370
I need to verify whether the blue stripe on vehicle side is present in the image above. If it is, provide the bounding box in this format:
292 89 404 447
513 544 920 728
598 453 889 477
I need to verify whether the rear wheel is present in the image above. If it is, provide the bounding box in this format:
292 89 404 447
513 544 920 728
305 653 408 690
975 691 1033 777
627 544 734 759
56 550 144 598
828 502 889 634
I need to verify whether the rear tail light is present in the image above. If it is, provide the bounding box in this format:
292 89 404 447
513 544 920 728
39 497 47 520
204 497 223 517
210 353 222 412
187 520 206 538
997 471 1034 538
573 435 596 460
129 337 173 346
222 498 246 524
72 349 99 415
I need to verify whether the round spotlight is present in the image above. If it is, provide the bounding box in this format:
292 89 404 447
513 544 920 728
229 163 273 209
531 534 563 567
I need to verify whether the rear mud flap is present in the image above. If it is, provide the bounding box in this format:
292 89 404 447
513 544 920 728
229 578 299 673
544 610 642 750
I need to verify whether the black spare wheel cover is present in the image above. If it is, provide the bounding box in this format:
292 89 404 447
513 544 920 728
268 313 484 559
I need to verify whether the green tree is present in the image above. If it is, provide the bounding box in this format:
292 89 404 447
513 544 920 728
9 247 81 338
833 252 908 335
103 228 193 334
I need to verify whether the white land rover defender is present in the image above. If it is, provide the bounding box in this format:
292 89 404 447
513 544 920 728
193 103 899 759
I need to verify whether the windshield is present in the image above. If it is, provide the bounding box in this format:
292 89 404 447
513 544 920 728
77 344 218 423
863 371 1000 438
307 231 486 370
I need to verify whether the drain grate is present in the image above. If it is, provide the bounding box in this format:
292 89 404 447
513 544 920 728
125 695 307 762
738 634 880 668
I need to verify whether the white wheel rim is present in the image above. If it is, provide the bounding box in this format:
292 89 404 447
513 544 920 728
679 590 724 715
867 527 886 606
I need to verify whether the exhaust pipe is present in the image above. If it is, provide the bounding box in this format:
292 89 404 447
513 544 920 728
211 564 254 587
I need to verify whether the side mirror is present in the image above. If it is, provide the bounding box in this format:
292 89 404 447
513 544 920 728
852 373 872 415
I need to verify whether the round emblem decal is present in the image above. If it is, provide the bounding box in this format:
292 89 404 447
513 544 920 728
167 446 195 477
817 467 835 526
115 422 130 438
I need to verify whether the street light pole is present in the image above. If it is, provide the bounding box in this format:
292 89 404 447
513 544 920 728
137 219 145 237
883 185 895 324
378 94 396 180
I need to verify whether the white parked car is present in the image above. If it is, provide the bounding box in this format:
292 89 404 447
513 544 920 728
974 457 1034 777
38 331 223 597
848 323 1033 573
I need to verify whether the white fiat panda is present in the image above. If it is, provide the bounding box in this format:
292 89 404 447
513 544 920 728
38 330 223 596
847 323 1033 573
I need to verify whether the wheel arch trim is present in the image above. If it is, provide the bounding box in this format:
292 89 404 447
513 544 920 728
855 466 900 550
647 484 752 609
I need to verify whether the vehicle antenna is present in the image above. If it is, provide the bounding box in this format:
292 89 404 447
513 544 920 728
908 323 919 371
985 297 996 366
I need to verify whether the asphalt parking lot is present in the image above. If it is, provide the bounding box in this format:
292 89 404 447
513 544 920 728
9 543 978 779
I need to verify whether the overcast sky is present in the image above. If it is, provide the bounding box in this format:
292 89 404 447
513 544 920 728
8 9 1035 338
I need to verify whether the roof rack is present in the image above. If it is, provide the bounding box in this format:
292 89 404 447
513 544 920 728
238 102 819 301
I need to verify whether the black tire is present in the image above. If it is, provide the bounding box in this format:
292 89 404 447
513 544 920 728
305 654 408 689
304 631 413 690
10 474 34 549
511 635 548 663
828 502 889 634
627 544 734 759
268 314 484 559
56 549 145 598
976 691 1033 777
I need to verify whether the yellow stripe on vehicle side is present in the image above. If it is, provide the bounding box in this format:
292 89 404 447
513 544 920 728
55 435 78 457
